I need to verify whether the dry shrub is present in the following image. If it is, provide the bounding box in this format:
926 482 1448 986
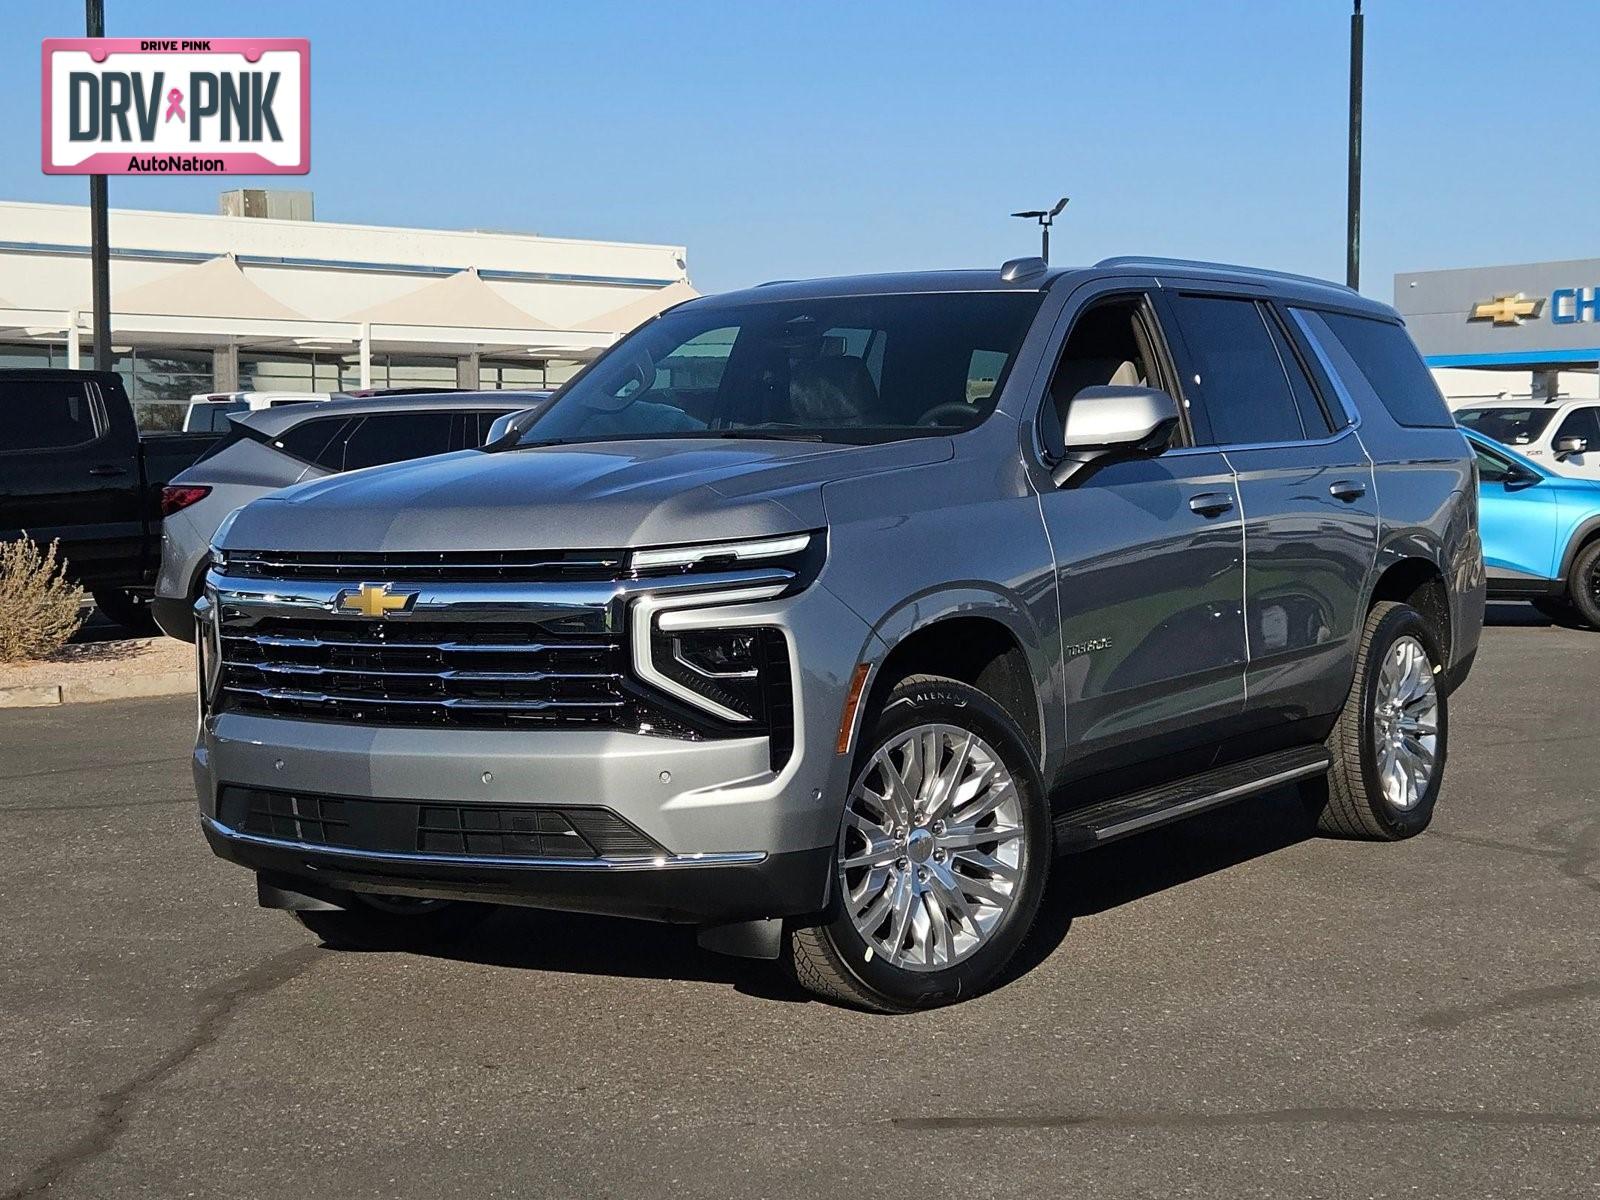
0 538 86 662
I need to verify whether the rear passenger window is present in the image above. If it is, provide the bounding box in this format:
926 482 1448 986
1299 310 1452 429
340 412 455 471
1168 294 1305 445
0 380 100 451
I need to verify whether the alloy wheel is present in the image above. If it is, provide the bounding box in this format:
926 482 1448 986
838 723 1025 971
1371 635 1440 811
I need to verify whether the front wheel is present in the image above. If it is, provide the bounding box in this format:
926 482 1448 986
1311 601 1448 840
788 675 1052 1012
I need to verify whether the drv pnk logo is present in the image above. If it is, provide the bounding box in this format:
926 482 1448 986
42 38 309 175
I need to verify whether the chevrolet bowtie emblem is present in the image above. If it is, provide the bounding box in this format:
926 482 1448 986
1469 293 1544 326
336 582 417 618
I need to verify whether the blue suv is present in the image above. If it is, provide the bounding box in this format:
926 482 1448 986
1465 427 1600 628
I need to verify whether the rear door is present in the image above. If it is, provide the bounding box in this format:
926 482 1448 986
1161 289 1379 732
0 374 144 585
1033 279 1247 779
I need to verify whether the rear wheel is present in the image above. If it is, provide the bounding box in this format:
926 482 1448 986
1312 601 1448 840
292 894 492 950
788 675 1051 1012
91 587 158 635
1563 541 1600 629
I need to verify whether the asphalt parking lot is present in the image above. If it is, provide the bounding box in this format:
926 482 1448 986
1 606 1595 1200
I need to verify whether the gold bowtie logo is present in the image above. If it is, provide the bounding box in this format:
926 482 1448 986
336 582 416 618
1469 293 1544 326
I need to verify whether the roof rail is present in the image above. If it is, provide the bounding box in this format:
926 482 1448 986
1093 256 1354 293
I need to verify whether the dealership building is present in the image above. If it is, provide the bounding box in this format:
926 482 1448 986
1395 259 1600 406
0 193 695 427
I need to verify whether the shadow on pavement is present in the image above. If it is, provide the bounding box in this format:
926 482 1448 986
375 784 1322 1006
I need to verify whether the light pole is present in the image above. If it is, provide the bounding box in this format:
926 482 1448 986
1011 197 1069 263
1346 0 1363 290
86 0 111 371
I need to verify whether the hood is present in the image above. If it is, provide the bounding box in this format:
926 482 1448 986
222 436 953 553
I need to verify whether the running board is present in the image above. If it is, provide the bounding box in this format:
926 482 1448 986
1054 745 1332 852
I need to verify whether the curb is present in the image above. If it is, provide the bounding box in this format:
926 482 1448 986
0 672 193 709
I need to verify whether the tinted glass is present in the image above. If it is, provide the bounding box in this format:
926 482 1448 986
1264 309 1333 437
1313 311 1453 428
0 380 99 451
521 293 1044 446
1554 406 1600 447
1454 407 1556 446
1169 295 1305 445
1471 442 1518 483
340 412 456 471
273 417 352 469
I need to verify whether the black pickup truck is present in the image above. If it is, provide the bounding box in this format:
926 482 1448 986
0 368 219 630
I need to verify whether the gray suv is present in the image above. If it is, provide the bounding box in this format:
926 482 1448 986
194 257 1486 1011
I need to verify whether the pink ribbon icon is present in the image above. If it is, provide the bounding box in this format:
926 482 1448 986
164 88 185 123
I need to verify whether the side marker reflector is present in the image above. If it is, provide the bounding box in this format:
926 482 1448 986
836 663 871 755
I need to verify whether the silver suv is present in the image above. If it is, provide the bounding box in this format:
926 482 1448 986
194 257 1486 1011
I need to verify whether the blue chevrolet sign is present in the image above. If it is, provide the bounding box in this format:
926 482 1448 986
1550 288 1600 324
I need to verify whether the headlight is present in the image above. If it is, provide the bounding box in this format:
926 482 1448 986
630 532 817 576
208 505 247 570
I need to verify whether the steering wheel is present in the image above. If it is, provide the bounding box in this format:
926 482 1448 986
917 402 977 429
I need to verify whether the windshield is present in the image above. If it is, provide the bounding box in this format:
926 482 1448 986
1456 406 1556 446
514 291 1043 447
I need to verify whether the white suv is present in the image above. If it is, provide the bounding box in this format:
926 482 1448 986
1455 399 1600 480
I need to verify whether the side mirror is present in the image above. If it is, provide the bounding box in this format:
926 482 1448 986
1554 434 1589 459
482 402 552 450
1052 385 1180 487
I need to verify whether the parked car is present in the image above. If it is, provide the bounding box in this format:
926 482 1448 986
193 258 1484 1011
183 391 332 433
1455 398 1600 480
0 368 220 630
152 391 550 640
1463 427 1600 628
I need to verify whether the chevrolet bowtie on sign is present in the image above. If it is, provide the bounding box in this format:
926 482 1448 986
1468 293 1544 326
41 38 309 175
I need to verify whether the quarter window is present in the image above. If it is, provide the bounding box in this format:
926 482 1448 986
1168 294 1305 445
1300 310 1453 429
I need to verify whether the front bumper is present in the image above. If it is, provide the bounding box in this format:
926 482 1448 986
202 814 832 923
193 564 880 921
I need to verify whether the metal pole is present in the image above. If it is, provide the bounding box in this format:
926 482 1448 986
1346 0 1363 291
86 0 111 370
1041 223 1050 264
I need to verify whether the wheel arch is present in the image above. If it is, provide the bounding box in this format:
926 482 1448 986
1558 514 1600 581
852 592 1051 773
1365 554 1452 662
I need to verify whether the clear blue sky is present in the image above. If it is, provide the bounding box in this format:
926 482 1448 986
5 1 1596 299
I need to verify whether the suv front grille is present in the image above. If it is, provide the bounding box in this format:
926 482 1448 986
223 548 627 583
219 785 667 859
219 617 633 729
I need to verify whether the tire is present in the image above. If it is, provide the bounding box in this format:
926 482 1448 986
1530 596 1592 630
788 674 1052 1012
1563 540 1600 629
91 587 158 635
292 895 492 950
1313 601 1448 840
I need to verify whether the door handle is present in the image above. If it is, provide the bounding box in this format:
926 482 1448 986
87 464 128 477
1188 492 1234 517
1329 479 1367 502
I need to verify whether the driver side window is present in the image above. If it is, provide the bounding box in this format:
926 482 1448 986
1045 295 1171 445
